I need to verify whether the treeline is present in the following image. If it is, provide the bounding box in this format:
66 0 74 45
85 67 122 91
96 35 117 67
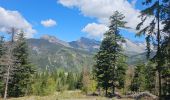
0 29 96 99
31 68 97 96
0 31 97 98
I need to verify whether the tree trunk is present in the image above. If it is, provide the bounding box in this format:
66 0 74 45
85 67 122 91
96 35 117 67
105 87 108 96
157 0 162 99
158 70 162 99
4 65 10 100
3 28 16 100
112 84 115 95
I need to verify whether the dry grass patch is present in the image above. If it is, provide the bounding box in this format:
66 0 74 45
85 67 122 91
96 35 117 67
0 91 133 100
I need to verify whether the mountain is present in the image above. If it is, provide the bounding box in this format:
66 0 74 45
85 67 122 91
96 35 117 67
122 39 146 56
69 37 147 56
27 35 154 72
69 37 100 53
40 35 71 47
128 51 156 65
27 38 94 72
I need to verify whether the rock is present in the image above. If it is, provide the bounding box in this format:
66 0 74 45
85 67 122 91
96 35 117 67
124 92 158 100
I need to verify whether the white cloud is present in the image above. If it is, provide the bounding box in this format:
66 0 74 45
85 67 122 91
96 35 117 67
58 0 152 38
58 0 78 7
82 23 108 38
41 19 57 27
0 7 36 38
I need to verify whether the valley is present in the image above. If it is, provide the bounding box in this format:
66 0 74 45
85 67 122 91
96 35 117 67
27 35 152 72
0 0 169 99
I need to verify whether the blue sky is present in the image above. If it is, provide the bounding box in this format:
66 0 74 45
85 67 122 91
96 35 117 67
0 0 145 42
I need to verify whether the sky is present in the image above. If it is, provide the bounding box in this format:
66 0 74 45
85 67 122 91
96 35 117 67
0 0 148 42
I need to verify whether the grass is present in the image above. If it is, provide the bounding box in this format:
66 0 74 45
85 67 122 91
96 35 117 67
0 91 106 100
0 90 133 100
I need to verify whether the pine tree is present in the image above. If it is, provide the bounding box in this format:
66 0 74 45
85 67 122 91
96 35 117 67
136 0 166 97
161 0 170 97
115 56 128 91
8 31 35 97
94 47 111 96
0 28 17 100
0 36 5 57
94 11 127 96
67 72 75 90
0 36 5 96
130 62 157 94
56 70 67 92
75 73 83 89
162 0 170 34
145 62 156 94
161 35 170 96
109 11 127 95
130 63 146 92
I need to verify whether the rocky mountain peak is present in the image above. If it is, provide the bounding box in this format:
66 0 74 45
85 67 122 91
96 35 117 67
40 35 70 47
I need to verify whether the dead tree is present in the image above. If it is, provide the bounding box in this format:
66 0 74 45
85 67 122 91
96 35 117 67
0 28 17 100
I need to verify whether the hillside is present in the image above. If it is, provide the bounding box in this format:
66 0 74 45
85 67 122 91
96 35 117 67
27 38 94 72
27 35 153 72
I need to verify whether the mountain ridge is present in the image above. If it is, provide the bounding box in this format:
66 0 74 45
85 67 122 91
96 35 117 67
27 35 153 72
38 35 147 55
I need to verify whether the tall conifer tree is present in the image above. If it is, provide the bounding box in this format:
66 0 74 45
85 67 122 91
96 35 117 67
94 11 127 96
8 31 35 97
136 0 165 97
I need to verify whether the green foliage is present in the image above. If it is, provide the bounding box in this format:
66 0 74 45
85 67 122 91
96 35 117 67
56 70 68 92
94 11 128 96
0 36 5 57
161 36 170 96
115 56 128 89
32 72 56 96
130 63 146 92
67 72 75 90
0 36 5 96
8 32 35 97
162 0 170 33
130 62 156 94
137 0 170 97
161 1 170 96
144 61 156 93
162 67 170 96
75 73 83 89
31 69 84 96
94 49 111 95
145 35 151 59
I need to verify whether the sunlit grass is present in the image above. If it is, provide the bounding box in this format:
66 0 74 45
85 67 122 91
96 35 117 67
0 91 114 100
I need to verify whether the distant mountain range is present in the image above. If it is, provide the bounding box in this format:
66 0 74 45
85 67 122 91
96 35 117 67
27 35 155 72
69 37 100 53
